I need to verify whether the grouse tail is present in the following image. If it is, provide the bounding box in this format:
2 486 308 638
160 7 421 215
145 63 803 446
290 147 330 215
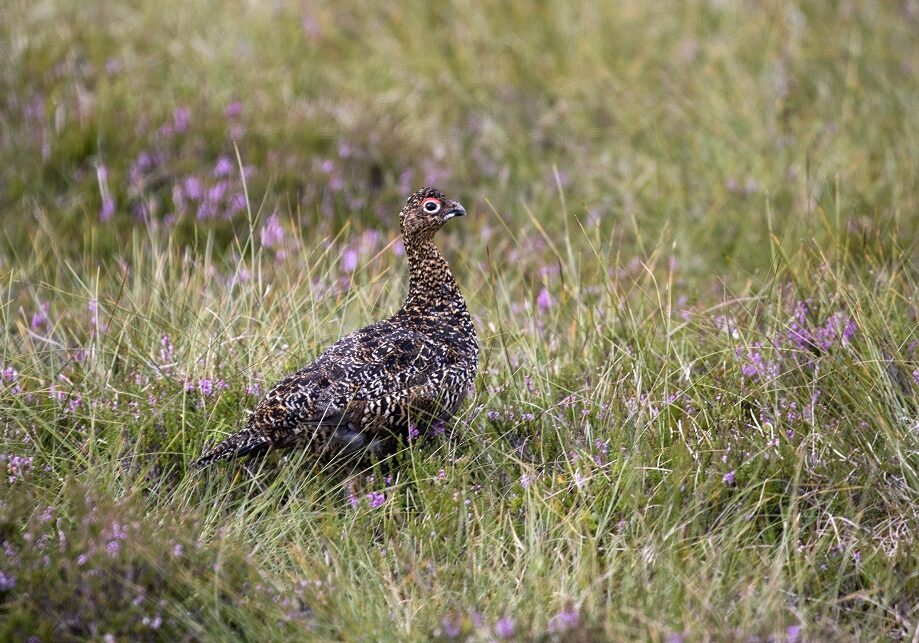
192 429 273 470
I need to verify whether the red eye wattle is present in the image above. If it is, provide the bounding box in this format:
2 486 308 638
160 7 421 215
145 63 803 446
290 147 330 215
422 198 442 213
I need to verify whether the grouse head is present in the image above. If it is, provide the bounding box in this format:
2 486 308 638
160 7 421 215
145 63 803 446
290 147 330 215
400 186 466 242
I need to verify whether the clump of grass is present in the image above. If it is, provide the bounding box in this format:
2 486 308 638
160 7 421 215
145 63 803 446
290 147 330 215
2 0 919 639
0 478 311 640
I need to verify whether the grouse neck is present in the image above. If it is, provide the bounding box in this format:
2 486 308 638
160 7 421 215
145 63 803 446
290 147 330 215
404 238 463 306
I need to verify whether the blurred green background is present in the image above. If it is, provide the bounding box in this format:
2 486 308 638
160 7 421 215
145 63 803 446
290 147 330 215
3 1 917 276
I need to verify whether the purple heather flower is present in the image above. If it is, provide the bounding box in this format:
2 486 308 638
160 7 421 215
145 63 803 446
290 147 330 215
106 540 121 556
198 379 213 396
100 197 115 221
723 470 735 485
841 317 857 344
160 334 174 363
6 455 33 483
225 101 243 119
548 606 580 633
786 624 801 643
536 287 553 312
65 395 82 414
486 410 500 421
172 544 184 557
260 213 284 249
173 106 190 133
184 176 203 200
88 299 100 328
214 156 234 177
143 614 162 629
495 616 514 638
341 249 359 273
227 193 247 216
367 491 385 508
440 616 462 639
1 367 17 382
0 571 16 591
208 181 227 204
398 169 414 195
30 302 49 330
408 425 420 442
77 553 89 566
301 10 321 39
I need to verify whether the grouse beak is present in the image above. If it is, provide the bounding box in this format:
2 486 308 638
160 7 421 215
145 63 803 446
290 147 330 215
443 203 467 221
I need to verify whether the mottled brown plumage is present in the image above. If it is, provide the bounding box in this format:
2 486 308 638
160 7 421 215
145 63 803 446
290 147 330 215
193 187 478 469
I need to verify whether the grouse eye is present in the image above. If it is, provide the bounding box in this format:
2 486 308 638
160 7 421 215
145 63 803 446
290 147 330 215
422 198 441 213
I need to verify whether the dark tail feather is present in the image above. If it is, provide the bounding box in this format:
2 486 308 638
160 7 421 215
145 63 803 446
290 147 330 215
192 429 273 470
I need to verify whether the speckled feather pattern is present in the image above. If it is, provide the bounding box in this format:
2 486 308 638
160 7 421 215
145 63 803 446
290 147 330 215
193 187 479 468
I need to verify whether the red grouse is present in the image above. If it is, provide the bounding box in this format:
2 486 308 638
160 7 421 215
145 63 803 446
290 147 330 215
193 187 479 469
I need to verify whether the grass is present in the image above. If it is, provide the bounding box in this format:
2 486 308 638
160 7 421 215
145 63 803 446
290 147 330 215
2 0 919 640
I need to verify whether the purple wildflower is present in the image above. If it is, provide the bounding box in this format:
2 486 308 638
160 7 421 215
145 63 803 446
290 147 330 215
30 302 49 331
184 176 203 200
536 287 553 312
366 491 385 508
88 299 102 329
214 156 234 177
225 101 243 119
207 181 227 204
787 624 801 643
723 470 735 485
495 616 515 638
173 106 190 133
408 425 420 442
100 197 115 221
0 571 16 591
160 334 174 364
341 249 359 273
5 455 33 483
260 213 284 249
198 379 213 396
142 614 162 629
548 606 580 633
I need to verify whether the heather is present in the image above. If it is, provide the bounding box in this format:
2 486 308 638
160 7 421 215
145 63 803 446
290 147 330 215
2 1 919 640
